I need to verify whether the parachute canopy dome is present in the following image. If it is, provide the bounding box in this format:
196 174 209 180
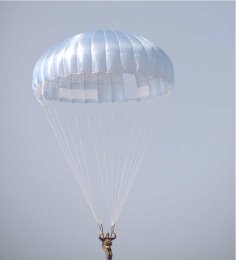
32 30 174 103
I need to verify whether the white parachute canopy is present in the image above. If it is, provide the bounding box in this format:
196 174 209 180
32 30 174 227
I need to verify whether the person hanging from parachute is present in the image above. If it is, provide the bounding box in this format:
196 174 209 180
99 224 116 260
32 30 174 259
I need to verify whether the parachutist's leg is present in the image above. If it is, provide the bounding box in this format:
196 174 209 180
108 247 112 260
102 246 109 259
102 246 112 260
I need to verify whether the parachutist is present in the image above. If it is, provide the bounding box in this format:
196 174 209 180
99 224 116 260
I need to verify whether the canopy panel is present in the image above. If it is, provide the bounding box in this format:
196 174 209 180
32 30 174 103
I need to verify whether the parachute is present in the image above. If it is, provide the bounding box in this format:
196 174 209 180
32 30 174 228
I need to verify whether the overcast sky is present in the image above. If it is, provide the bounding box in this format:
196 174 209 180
0 2 234 260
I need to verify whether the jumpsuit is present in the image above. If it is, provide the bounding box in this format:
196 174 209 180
99 234 116 260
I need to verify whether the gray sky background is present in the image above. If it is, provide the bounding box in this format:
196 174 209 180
0 2 234 260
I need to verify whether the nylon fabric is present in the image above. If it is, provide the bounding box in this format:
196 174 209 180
32 30 174 103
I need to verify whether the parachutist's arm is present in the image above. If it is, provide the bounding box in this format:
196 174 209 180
111 224 116 240
111 233 116 240
111 224 115 234
99 234 104 241
99 223 104 233
98 224 104 241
